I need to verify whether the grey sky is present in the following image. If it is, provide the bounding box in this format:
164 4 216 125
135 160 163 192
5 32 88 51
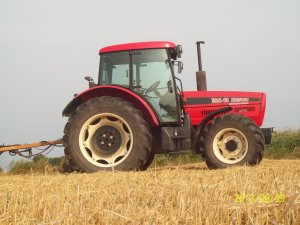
1 0 299 170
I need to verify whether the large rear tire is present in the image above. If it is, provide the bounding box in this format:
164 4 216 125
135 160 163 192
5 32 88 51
202 114 265 169
141 153 155 170
63 96 152 172
62 148 82 172
140 129 161 170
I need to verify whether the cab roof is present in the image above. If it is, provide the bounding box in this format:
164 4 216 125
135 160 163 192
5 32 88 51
99 41 176 54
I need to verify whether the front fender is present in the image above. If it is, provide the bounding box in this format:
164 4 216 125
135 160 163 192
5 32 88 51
192 106 233 154
62 86 159 127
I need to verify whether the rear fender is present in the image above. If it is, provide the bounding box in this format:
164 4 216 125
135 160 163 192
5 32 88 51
62 86 159 127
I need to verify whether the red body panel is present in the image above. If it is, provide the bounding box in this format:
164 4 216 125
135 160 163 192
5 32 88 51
99 41 176 53
63 86 159 127
183 91 266 127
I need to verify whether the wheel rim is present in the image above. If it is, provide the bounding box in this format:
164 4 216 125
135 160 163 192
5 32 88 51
79 113 133 168
212 128 248 164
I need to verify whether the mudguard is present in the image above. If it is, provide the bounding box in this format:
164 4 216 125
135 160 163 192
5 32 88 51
62 85 159 127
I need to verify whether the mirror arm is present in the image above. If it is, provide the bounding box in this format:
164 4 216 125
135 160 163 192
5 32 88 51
84 76 95 88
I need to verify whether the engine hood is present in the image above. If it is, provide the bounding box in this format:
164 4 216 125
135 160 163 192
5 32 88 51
183 91 264 106
182 90 267 127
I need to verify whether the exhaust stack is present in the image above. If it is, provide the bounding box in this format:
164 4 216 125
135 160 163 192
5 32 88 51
196 41 207 91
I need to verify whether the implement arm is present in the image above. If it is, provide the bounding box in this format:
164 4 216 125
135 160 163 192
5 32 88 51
0 140 62 153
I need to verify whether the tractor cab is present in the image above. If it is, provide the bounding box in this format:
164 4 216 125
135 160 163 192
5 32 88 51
98 42 183 124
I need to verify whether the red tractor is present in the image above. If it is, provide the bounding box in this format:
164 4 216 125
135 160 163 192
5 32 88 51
62 41 272 172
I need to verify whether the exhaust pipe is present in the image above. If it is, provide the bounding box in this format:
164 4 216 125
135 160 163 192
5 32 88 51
196 41 207 91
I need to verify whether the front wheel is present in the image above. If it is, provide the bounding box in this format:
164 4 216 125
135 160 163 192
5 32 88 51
63 96 152 172
202 114 265 169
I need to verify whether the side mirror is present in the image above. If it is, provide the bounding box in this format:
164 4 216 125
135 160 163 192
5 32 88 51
84 76 95 88
178 61 183 74
175 45 183 58
172 61 183 74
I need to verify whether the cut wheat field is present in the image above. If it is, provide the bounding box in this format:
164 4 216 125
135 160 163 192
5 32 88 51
0 159 299 225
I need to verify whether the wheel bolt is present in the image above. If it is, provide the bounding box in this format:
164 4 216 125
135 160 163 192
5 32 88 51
108 143 112 147
101 141 104 145
110 136 114 139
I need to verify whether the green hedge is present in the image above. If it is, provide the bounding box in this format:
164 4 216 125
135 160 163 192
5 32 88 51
265 129 300 159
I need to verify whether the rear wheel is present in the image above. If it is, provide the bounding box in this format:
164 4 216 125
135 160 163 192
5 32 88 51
63 96 152 172
140 129 163 170
202 114 264 169
141 153 155 170
62 148 82 172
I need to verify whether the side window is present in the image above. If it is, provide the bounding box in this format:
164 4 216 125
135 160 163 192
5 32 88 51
99 51 129 87
111 64 129 85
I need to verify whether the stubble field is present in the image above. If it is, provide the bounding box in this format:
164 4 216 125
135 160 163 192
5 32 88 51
0 159 299 225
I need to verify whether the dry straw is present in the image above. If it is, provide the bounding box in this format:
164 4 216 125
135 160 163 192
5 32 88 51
0 159 299 224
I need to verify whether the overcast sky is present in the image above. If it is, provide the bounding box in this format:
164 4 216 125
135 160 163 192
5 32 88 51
1 0 299 170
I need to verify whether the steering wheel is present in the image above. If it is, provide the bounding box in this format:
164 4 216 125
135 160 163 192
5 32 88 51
145 81 160 94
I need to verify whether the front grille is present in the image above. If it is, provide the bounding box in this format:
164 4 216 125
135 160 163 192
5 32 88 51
201 110 215 116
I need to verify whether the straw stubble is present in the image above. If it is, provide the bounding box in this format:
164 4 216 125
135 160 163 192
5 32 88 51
0 159 299 224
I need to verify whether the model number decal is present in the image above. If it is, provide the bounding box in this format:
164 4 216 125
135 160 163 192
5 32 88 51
211 98 249 104
185 97 260 105
211 98 229 103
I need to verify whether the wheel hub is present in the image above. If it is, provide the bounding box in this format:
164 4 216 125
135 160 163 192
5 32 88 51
94 126 121 153
225 139 238 152
213 128 249 164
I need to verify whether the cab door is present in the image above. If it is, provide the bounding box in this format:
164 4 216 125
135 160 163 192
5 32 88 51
131 49 180 123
